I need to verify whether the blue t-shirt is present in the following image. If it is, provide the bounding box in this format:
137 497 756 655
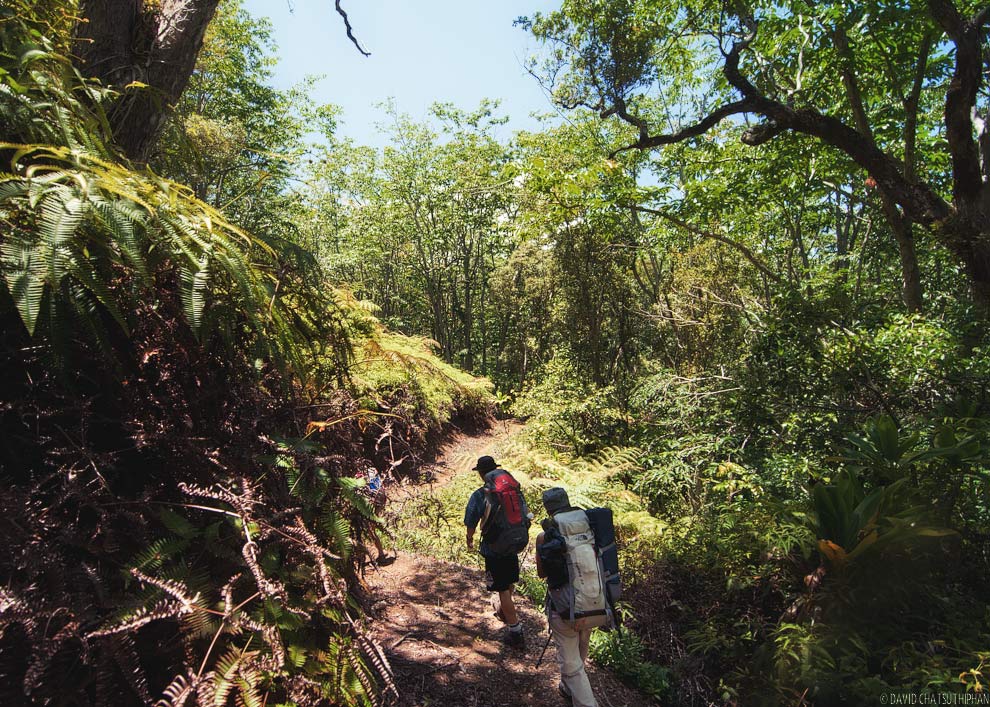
464 487 493 557
464 471 529 558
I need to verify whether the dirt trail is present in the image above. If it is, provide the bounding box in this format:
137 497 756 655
414 419 524 488
363 422 645 707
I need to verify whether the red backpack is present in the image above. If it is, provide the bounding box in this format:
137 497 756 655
480 469 530 555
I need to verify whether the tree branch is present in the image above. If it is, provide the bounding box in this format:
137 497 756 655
593 16 955 231
608 97 757 157
335 0 370 56
832 24 873 140
623 203 783 283
719 30 951 226
904 29 936 183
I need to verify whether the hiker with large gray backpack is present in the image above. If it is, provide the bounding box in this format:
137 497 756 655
464 456 532 646
535 487 622 707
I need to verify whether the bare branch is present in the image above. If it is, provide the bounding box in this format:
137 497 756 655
335 0 370 57
609 98 757 157
623 203 784 283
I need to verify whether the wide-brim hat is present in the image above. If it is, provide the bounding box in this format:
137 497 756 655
473 455 498 473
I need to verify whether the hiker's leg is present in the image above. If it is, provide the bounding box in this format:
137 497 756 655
550 614 597 707
497 588 519 625
578 625 591 664
486 554 521 626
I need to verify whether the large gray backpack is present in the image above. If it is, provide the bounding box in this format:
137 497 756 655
544 508 620 629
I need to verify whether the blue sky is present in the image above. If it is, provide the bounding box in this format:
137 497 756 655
242 0 563 147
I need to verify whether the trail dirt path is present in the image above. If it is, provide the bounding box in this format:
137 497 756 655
363 422 645 707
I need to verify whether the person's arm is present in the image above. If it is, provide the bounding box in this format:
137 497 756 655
464 489 481 550
535 531 546 578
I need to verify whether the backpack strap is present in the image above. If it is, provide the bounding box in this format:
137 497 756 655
479 488 493 530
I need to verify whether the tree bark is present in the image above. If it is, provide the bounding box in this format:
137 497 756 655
74 0 222 162
885 204 924 313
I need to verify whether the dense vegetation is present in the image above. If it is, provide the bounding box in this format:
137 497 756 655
0 3 489 706
2 0 989 706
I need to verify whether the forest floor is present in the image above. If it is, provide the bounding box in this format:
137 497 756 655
361 421 645 707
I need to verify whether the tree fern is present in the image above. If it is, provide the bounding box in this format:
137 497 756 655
0 10 384 707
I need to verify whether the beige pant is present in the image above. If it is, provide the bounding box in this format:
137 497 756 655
550 613 598 707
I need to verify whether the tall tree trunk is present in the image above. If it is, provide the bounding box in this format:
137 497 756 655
461 238 474 370
878 197 924 313
74 0 222 162
834 24 925 313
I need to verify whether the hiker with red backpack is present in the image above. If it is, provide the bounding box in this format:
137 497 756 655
464 455 532 647
535 487 622 707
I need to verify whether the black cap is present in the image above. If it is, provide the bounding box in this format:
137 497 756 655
473 455 497 473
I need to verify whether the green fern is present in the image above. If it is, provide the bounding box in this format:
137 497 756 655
211 646 244 706
0 142 352 376
323 636 377 707
337 477 381 523
320 508 353 560
128 537 190 573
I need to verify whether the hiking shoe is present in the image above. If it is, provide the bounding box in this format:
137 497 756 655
505 628 525 648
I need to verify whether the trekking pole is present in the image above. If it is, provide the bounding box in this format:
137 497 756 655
535 631 553 669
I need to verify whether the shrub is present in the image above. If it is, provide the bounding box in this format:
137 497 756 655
590 625 671 701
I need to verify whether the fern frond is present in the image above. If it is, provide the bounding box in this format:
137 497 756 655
108 634 152 703
129 568 200 613
319 508 352 560
1 227 48 335
179 251 211 334
211 646 243 707
234 679 262 707
154 672 198 707
90 196 149 281
128 537 190 572
338 477 381 523
357 633 398 703
157 508 200 540
347 647 376 706
87 598 186 638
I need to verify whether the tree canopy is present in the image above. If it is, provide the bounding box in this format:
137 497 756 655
520 0 990 313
